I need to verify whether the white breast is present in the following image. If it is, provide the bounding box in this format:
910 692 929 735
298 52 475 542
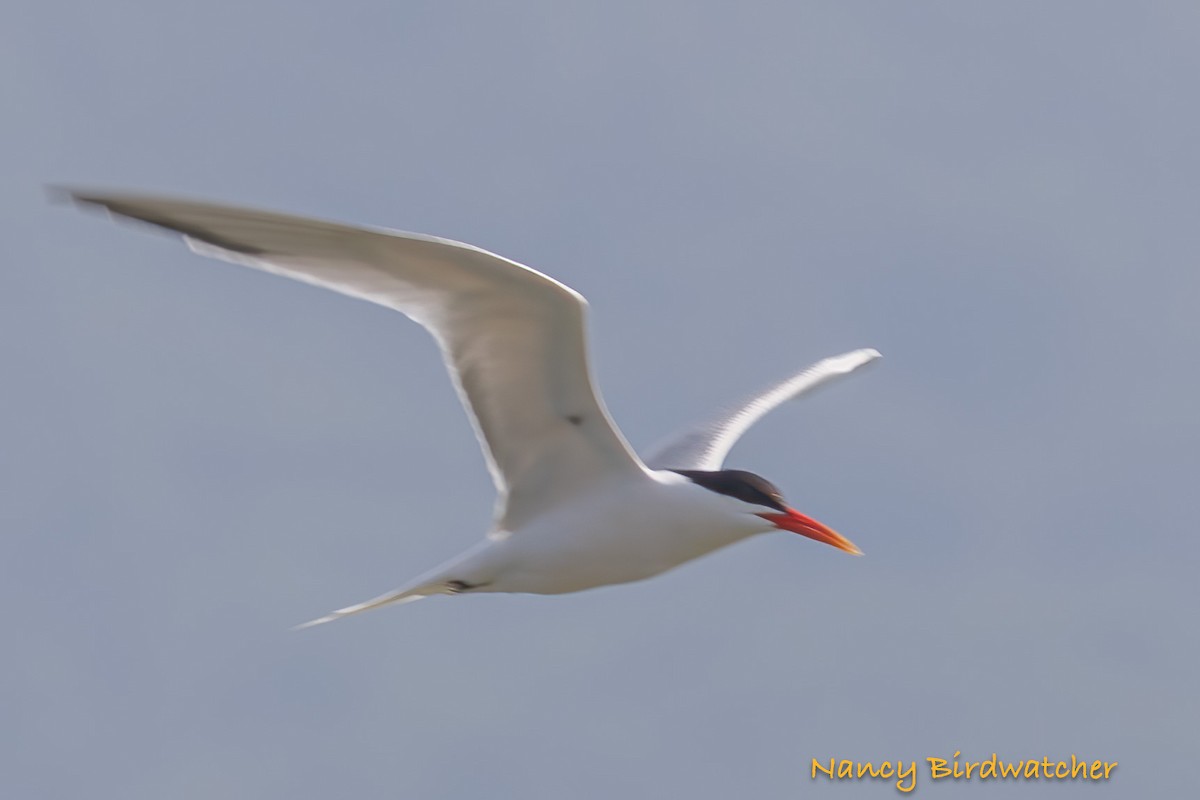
454 471 774 594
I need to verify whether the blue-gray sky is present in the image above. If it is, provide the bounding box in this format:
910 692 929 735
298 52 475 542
4 2 1196 797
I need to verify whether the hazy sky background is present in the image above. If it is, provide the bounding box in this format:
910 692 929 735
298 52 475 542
4 2 1197 797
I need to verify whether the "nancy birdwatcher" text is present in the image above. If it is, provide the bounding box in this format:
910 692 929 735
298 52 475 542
810 751 1118 793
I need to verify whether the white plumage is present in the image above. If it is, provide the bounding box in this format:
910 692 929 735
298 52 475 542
65 190 880 628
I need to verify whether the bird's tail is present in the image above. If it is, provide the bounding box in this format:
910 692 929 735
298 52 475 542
293 541 495 630
292 581 446 630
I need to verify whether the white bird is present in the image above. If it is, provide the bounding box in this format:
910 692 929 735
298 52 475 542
64 190 881 628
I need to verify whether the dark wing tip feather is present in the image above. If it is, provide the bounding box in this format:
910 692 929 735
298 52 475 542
47 185 126 212
52 186 268 256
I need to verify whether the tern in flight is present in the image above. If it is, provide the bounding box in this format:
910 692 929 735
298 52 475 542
64 190 881 628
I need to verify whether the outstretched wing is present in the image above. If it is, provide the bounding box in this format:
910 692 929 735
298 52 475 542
65 190 646 529
645 348 881 471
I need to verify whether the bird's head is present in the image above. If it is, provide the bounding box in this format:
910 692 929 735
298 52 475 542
672 469 862 555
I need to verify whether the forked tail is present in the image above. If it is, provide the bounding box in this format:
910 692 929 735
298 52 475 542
293 541 496 629
292 581 447 630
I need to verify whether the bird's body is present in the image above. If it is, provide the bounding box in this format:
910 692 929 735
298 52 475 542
63 189 881 627
402 470 767 596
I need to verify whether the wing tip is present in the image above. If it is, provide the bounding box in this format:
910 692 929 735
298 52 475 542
852 347 883 363
825 347 883 374
48 185 139 222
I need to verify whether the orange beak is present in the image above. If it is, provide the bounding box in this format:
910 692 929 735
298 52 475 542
757 508 863 555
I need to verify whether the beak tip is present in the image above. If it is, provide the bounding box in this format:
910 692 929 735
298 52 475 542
835 538 864 556
759 510 864 557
